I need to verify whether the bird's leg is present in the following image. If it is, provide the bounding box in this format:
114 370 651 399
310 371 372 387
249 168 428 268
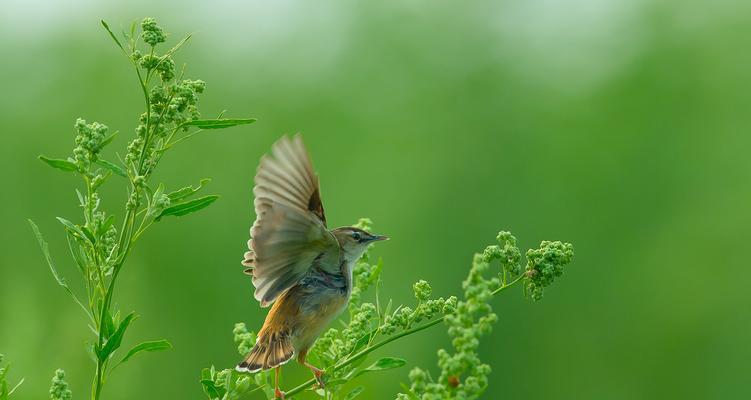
274 367 285 399
297 350 325 388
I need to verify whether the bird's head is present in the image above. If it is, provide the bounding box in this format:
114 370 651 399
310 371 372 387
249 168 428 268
331 227 389 262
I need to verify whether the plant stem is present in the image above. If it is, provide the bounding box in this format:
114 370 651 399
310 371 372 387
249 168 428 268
283 274 525 398
92 359 104 400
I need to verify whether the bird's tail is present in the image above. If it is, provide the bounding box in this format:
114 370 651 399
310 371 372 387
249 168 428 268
236 330 294 373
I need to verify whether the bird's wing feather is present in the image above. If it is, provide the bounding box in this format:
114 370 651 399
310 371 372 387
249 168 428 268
245 135 339 307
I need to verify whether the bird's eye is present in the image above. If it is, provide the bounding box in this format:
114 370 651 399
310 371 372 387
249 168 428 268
351 232 362 241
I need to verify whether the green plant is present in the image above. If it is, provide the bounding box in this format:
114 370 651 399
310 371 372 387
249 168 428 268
29 17 255 400
0 354 24 399
202 221 574 399
49 370 72 400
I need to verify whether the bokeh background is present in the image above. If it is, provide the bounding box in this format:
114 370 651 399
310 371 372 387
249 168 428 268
2 0 750 399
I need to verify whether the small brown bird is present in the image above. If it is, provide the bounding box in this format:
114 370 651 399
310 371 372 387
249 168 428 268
236 135 387 398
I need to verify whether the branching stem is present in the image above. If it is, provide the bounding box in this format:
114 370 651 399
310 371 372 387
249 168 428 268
283 274 524 398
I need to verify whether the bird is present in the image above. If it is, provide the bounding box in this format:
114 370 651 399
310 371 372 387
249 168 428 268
235 135 388 399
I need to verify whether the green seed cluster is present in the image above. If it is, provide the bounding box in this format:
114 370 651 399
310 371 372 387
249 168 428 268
399 249 507 399
523 240 574 300
232 322 256 356
90 209 118 278
141 17 166 46
72 118 108 173
202 324 274 400
203 365 261 400
125 18 204 178
49 369 72 400
348 217 379 309
482 231 522 276
399 232 574 399
381 282 457 335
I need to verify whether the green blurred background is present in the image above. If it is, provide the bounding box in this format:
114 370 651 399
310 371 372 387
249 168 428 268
2 0 750 399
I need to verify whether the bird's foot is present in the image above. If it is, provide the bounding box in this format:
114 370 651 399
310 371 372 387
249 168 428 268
312 368 326 389
275 387 286 399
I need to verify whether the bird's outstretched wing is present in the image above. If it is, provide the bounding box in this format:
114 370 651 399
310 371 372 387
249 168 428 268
243 135 339 307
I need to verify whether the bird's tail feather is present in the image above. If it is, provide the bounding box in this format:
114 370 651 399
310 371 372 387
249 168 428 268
236 330 294 373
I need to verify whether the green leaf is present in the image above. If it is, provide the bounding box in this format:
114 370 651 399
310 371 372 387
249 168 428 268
398 383 421 400
101 20 126 53
354 357 407 378
184 118 257 130
115 340 172 368
101 308 116 340
8 378 24 396
157 195 219 220
38 156 77 172
98 312 137 362
350 332 372 355
80 225 97 244
344 386 364 400
91 170 112 191
200 367 223 399
28 220 92 319
85 342 98 363
65 231 88 275
101 131 118 148
167 179 211 202
96 159 127 177
56 217 93 244
147 183 166 218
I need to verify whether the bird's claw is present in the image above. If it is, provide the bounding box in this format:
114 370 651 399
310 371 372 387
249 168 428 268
313 369 326 389
275 388 286 399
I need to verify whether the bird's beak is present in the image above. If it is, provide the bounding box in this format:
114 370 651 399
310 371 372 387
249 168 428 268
369 235 389 242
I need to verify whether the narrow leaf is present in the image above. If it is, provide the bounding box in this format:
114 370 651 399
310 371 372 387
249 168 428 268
91 170 112 191
8 378 24 396
85 342 98 363
98 312 137 361
183 118 257 130
350 333 371 355
344 386 364 400
167 178 211 202
398 383 421 400
101 20 126 53
56 217 92 244
115 340 172 367
80 225 97 244
65 231 88 275
38 156 77 172
101 131 118 148
96 159 127 177
102 308 116 340
354 357 407 378
157 195 219 220
28 220 91 320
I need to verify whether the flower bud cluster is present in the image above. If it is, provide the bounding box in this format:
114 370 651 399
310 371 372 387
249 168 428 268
232 322 257 356
141 17 166 47
124 18 205 179
348 218 380 312
49 369 72 400
399 250 501 399
380 281 457 335
72 118 108 173
343 302 376 349
524 240 574 300
90 210 118 277
482 231 522 276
